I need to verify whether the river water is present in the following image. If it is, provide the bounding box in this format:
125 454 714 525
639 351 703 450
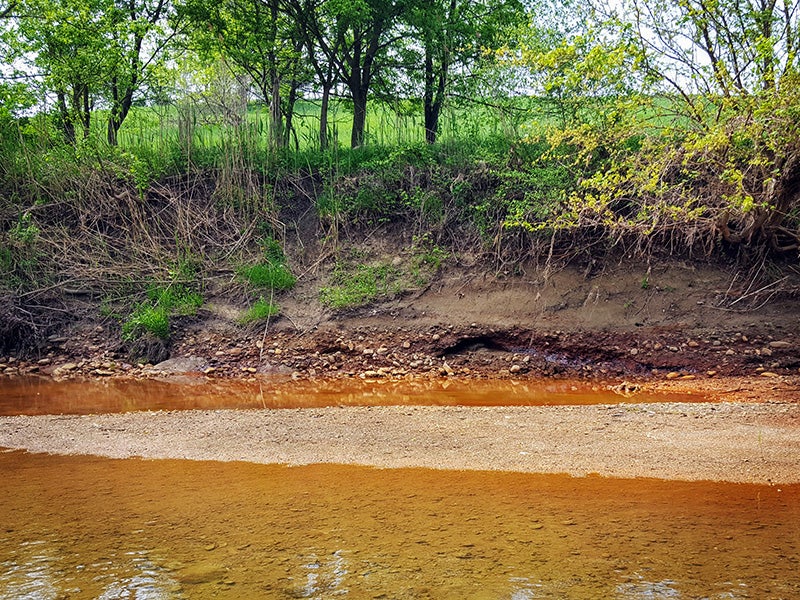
0 376 700 415
1 378 798 599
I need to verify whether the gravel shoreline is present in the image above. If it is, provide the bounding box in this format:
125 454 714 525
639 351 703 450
3 400 800 484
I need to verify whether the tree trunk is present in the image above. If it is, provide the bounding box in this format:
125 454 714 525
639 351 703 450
319 84 331 150
56 91 75 144
351 86 368 148
107 77 136 146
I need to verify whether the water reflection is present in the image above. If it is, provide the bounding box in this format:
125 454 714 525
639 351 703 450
1 452 798 599
0 376 701 415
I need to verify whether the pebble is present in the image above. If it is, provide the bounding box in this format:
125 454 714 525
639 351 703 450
666 372 681 379
769 341 791 349
687 340 699 348
509 364 522 374
760 371 780 378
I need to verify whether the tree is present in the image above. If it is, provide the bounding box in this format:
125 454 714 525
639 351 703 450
18 0 112 142
282 0 343 150
404 0 526 143
182 0 309 149
288 0 407 148
104 0 176 145
18 0 174 144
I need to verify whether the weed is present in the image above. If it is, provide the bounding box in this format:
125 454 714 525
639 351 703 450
237 262 296 290
320 263 397 309
9 213 39 245
409 235 448 285
121 283 203 341
239 297 280 324
122 304 170 341
237 238 296 291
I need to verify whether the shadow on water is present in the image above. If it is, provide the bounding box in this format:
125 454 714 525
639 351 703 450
1 451 798 599
0 377 703 416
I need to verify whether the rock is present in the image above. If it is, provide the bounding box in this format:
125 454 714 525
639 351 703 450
680 375 696 380
509 364 522 374
653 343 663 351
666 372 681 379
153 357 208 374
687 340 700 348
629 348 639 356
439 363 455 377
761 348 773 357
760 371 780 378
93 369 114 376
55 362 78 373
402 341 411 349
769 341 791 349
725 349 735 355
432 334 441 341
706 370 717 377
37 358 51 365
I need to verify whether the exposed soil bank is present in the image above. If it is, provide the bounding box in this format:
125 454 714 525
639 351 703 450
2 397 800 484
3 260 800 485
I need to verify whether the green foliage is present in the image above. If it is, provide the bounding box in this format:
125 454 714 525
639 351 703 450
8 213 40 245
122 304 170 340
237 239 295 291
409 234 448 284
239 297 280 324
320 262 398 309
121 283 203 341
238 262 296 290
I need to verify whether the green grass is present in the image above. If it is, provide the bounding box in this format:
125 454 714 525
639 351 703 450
121 283 203 341
237 262 296 290
239 298 280 324
320 262 400 309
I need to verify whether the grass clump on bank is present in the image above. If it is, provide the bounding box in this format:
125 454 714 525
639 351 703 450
239 298 280 324
320 262 400 309
236 237 296 292
121 284 203 342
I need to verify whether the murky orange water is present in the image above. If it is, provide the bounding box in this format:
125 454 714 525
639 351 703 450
0 376 701 415
1 451 798 599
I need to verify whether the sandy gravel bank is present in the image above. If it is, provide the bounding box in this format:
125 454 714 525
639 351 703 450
2 401 799 484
